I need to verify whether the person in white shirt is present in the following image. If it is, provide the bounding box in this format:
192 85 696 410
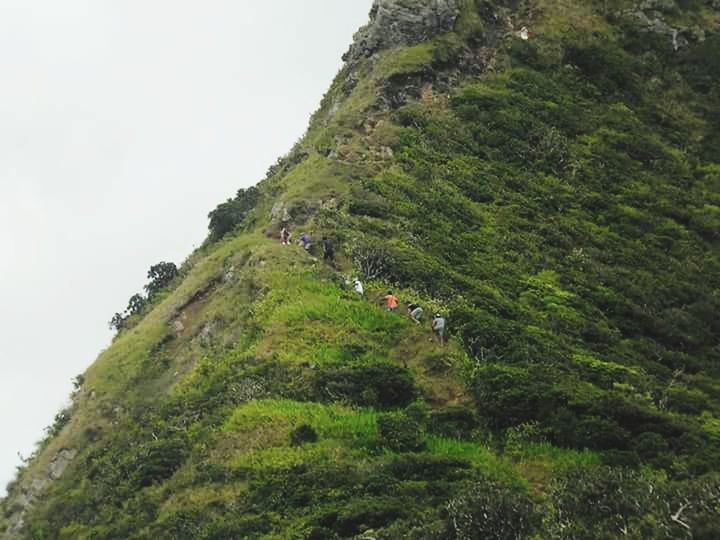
353 278 364 297
432 314 446 346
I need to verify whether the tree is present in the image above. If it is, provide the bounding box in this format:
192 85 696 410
207 186 259 241
109 312 127 332
126 293 147 316
144 262 178 299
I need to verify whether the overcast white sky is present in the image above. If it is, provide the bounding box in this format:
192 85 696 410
0 0 372 494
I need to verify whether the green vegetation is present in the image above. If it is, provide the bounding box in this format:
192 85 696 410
109 261 179 331
3 0 720 537
207 186 259 242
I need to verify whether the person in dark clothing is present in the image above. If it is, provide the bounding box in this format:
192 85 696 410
322 237 334 262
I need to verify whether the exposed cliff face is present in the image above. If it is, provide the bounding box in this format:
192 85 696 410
3 1 720 538
343 0 462 65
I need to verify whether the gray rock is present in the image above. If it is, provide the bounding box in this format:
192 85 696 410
343 0 461 65
48 449 78 480
639 0 678 13
623 9 688 50
269 201 290 223
223 265 236 282
1 449 78 538
198 321 215 345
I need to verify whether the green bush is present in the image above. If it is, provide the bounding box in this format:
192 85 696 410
314 363 417 409
144 262 178 299
667 386 712 415
133 437 188 488
290 424 319 447
386 454 471 482
563 38 643 101
207 186 259 241
428 406 479 439
326 497 405 538
201 515 272 540
378 413 426 452
471 365 559 429
631 431 669 460
444 476 538 539
548 467 720 539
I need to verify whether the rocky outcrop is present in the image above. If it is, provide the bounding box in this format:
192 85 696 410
47 449 78 480
269 201 291 223
621 0 711 50
343 0 461 65
1 449 78 539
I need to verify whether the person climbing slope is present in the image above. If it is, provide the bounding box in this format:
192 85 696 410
280 226 291 246
383 291 399 312
407 303 423 324
432 313 446 346
353 278 364 297
298 232 313 250
322 237 334 262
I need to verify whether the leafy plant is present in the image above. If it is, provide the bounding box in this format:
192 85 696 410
144 262 178 299
290 424 319 447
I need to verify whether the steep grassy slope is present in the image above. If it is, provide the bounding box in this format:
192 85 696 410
3 0 720 538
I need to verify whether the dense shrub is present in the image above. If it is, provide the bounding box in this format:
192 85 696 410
144 262 178 299
314 363 417 409
548 467 720 539
378 412 426 452
126 293 147 316
667 385 712 415
133 437 189 488
290 424 319 447
44 408 72 438
386 454 471 482
471 365 560 429
325 497 405 537
207 186 259 241
428 406 479 439
444 476 538 540
201 515 272 540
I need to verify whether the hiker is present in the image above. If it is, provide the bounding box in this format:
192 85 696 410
353 278 364 296
432 313 446 346
280 226 291 246
298 232 313 250
383 290 399 312
322 237 334 262
407 303 423 324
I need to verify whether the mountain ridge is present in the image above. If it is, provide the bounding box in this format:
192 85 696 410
3 0 720 537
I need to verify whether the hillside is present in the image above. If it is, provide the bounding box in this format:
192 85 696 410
3 0 720 538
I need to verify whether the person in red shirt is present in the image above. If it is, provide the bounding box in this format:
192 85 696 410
383 291 399 312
